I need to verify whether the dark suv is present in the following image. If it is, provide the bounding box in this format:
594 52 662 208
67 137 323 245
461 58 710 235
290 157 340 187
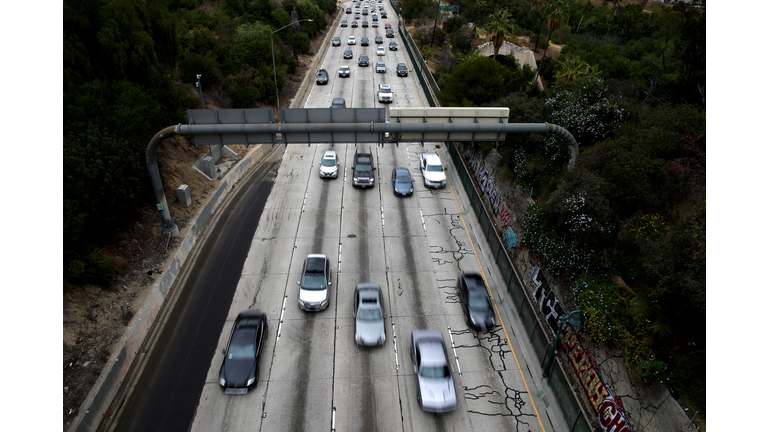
352 149 375 187
358 54 369 67
396 63 408 77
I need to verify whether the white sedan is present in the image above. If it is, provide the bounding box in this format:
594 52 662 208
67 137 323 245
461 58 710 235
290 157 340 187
348 36 356 45
376 46 386 56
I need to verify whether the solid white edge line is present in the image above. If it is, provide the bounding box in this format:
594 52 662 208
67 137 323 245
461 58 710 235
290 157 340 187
332 406 336 431
392 321 399 370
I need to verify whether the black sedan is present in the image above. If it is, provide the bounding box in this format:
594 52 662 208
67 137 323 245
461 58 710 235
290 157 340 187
344 49 353 59
457 272 496 330
389 41 398 51
341 20 348 27
316 69 329 85
361 37 369 46
358 54 369 67
375 35 384 44
392 167 413 197
396 63 408 77
219 310 268 394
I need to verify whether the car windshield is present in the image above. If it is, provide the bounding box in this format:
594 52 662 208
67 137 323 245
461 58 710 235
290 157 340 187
227 329 256 360
395 173 410 183
322 158 336 167
421 365 450 378
468 294 491 311
426 164 443 172
356 163 372 172
380 87 391 93
302 272 326 290
357 306 382 320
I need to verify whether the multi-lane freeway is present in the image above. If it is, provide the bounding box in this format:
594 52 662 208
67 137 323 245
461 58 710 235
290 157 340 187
110 2 556 431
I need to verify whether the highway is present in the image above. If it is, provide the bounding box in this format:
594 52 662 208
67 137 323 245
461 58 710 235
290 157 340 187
111 2 548 431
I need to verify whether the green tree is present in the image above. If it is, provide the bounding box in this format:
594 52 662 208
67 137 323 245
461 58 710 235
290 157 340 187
553 54 599 85
535 0 570 81
485 9 516 60
232 22 273 66
436 57 513 106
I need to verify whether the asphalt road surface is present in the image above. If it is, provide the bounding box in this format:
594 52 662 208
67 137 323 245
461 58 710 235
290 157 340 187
110 2 548 431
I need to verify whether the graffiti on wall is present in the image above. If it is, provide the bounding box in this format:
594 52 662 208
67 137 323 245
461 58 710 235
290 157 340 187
532 267 632 432
464 149 518 248
562 323 632 432
531 268 564 333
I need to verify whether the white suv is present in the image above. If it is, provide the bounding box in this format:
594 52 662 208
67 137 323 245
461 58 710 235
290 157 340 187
348 36 356 45
377 84 393 103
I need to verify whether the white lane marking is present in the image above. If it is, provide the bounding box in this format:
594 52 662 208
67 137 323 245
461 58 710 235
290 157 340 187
338 242 342 274
447 327 462 376
332 406 336 431
392 321 399 370
419 208 426 232
277 295 288 341
381 205 385 228
302 192 307 213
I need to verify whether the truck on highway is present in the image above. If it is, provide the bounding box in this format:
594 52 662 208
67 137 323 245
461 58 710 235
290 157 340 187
420 152 446 188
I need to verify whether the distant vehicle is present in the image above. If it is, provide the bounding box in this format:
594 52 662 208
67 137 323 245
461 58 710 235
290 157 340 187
363 8 368 14
372 21 378 28
457 272 496 330
362 20 368 28
386 28 394 38
361 37 369 46
343 49 353 59
348 35 356 45
358 53 369 67
396 62 408 76
297 254 331 311
389 41 398 51
377 83 393 103
353 283 386 347
372 14 378 21
316 69 329 85
319 150 339 179
219 310 268 394
411 330 458 413
331 97 346 108
375 35 384 44
341 20 348 27
392 167 413 197
351 21 359 28
346 7 352 13
381 11 387 18
385 23 392 30
338 65 351 78
332 37 341 46
355 13 361 19
376 46 386 56
352 148 375 187
420 152 446 188
375 61 386 73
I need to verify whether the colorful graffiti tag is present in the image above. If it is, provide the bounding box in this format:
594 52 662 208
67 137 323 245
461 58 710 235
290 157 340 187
562 324 632 432
464 149 518 248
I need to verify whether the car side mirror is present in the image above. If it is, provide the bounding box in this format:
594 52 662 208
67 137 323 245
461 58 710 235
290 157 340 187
328 281 332 286
221 348 226 355
297 281 300 285
413 364 418 373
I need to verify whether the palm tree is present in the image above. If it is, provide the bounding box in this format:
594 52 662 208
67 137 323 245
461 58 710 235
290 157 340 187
457 48 481 64
485 9 515 60
534 0 570 81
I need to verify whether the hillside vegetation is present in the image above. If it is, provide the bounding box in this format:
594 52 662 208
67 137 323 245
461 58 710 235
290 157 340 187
400 0 706 416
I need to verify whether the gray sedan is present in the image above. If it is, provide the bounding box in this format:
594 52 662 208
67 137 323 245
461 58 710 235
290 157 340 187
411 330 457 413
353 283 386 347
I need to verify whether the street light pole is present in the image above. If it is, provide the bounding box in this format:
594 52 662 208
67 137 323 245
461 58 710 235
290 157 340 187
195 74 205 109
542 309 582 378
271 19 313 122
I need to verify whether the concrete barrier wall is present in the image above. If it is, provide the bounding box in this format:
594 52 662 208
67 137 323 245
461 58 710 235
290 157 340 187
69 143 272 432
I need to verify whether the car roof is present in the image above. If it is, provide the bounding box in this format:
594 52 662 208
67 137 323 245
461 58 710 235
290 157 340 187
323 150 337 158
461 272 487 292
306 254 327 272
356 282 381 293
235 310 266 327
394 167 410 176
419 340 448 366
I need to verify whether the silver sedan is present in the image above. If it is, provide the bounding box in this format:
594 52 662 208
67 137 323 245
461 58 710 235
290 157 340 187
411 330 457 413
353 283 386 347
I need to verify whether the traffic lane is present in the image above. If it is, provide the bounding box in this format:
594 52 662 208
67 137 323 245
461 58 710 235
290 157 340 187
332 271 401 432
112 158 280 432
395 314 468 432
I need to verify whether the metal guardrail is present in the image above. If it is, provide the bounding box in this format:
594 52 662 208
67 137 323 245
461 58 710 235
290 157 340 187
445 140 594 432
